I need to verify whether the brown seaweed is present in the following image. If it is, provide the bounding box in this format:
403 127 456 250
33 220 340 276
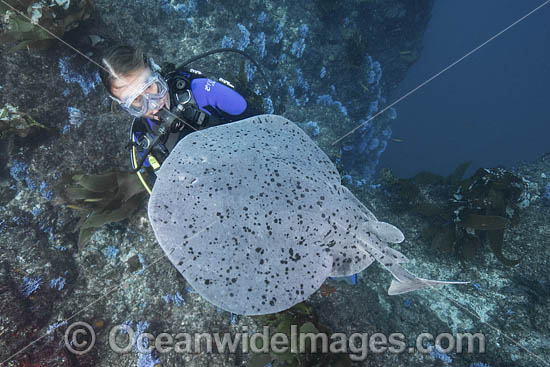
461 214 509 231
55 171 147 249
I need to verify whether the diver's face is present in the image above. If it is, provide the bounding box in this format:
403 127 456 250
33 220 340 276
110 67 170 119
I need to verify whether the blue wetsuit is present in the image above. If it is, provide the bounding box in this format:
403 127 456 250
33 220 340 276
191 77 248 118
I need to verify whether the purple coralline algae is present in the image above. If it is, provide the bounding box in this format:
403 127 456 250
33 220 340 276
20 276 43 297
134 321 161 367
305 121 320 137
105 245 119 258
163 292 185 306
257 11 267 24
49 276 66 291
236 24 250 51
9 160 36 189
543 182 550 204
254 32 266 58
161 0 198 17
58 56 100 96
221 35 235 48
39 181 54 200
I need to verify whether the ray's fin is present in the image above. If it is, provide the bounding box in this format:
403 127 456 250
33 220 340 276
363 220 405 244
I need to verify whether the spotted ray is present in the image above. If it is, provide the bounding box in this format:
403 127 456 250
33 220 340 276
148 115 466 315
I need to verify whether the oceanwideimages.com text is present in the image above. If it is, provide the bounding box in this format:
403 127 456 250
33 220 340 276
65 321 486 361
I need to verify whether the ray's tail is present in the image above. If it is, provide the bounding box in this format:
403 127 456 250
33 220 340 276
361 220 469 295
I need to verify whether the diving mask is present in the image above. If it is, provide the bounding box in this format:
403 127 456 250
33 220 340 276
110 70 169 117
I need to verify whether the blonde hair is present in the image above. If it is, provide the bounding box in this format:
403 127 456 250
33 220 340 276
98 45 148 94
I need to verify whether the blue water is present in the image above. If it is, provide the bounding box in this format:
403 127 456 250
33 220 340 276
380 0 550 178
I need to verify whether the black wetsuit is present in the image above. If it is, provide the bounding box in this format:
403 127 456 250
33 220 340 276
130 66 259 188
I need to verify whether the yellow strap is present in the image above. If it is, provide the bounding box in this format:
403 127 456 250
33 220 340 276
131 143 153 195
148 155 161 170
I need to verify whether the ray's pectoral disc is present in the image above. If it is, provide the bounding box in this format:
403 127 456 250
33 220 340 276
148 115 467 315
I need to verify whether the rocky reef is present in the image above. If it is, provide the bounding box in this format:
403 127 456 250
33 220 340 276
2 0 549 366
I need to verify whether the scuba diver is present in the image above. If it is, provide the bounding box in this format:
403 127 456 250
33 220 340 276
98 45 262 193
